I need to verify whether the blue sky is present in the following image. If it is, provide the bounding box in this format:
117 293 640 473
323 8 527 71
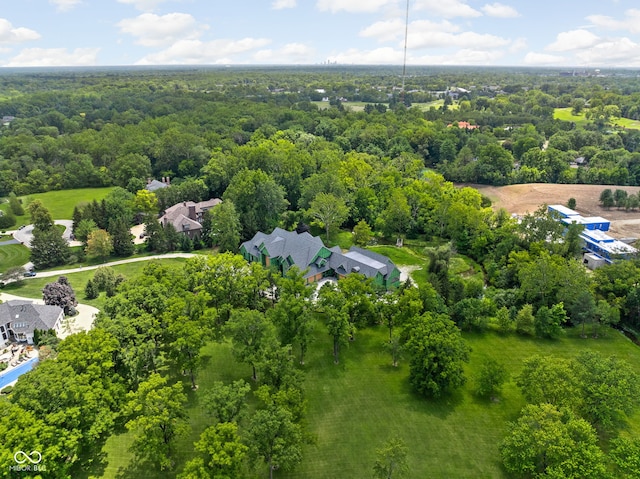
0 0 639 67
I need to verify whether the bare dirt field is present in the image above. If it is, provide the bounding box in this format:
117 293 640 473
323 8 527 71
470 183 640 239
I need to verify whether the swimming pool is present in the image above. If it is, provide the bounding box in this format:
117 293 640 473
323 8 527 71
0 357 39 389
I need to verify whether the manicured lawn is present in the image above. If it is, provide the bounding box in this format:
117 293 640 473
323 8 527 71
22 187 116 220
612 117 640 130
554 107 589 125
88 321 640 479
0 243 30 273
368 245 424 266
0 187 116 228
1 257 189 309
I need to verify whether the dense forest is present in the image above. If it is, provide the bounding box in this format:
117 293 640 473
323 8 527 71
3 66 640 199
2 66 640 478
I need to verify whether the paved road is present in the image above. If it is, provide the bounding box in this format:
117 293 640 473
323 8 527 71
20 252 198 279
0 239 19 246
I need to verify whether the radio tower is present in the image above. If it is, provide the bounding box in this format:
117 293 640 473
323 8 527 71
401 0 410 104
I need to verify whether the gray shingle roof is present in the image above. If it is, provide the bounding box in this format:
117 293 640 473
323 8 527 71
0 300 63 334
241 229 398 284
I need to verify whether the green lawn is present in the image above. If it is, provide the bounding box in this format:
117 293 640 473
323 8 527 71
1 258 189 309
554 107 589 125
368 245 424 266
0 243 30 273
612 117 640 130
0 187 116 228
88 322 640 479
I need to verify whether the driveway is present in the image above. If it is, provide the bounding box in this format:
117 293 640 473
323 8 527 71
0 292 99 339
12 220 77 248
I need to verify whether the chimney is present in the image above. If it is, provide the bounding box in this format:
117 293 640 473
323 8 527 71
147 178 151 185
162 176 166 184
166 176 170 185
188 205 196 220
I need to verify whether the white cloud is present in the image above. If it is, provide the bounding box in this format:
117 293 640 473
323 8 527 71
523 52 566 66
509 37 527 53
135 37 272 64
327 46 506 65
574 37 640 66
546 29 600 52
360 19 459 43
328 47 403 64
117 0 169 11
481 3 519 18
414 0 481 18
409 29 509 50
587 9 640 34
49 0 82 11
117 13 203 47
254 43 314 62
0 19 40 45
316 0 396 14
272 0 297 9
4 47 99 67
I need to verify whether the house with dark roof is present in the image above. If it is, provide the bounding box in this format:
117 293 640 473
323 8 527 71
159 198 222 239
240 228 401 289
0 300 64 347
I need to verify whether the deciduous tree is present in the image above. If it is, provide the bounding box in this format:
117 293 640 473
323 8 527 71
373 436 409 479
125 373 188 470
307 192 349 241
85 228 113 260
43 276 77 315
500 404 608 479
405 313 470 398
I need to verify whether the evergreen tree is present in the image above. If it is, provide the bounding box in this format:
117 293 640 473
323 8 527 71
110 218 135 257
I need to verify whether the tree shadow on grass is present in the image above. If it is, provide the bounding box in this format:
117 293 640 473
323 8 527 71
115 457 169 479
398 378 465 420
70 451 108 479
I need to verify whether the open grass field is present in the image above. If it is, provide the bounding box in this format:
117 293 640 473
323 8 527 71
0 187 116 227
21 187 116 220
1 257 189 309
0 243 30 273
554 107 640 131
86 322 640 479
553 107 589 125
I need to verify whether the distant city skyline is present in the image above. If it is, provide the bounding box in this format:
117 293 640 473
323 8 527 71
1 0 639 67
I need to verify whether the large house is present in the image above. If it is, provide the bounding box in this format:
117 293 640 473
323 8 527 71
240 228 401 289
159 198 222 239
548 204 638 267
0 300 64 347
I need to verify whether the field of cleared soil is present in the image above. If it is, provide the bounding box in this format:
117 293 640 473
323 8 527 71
471 183 640 239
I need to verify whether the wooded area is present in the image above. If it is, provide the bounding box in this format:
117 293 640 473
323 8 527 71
2 66 640 478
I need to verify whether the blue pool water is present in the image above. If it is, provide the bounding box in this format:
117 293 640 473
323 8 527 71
0 357 39 389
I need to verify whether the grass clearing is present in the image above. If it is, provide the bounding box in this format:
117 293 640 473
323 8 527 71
87 321 640 479
20 187 116 221
553 107 589 125
368 245 424 266
0 243 30 273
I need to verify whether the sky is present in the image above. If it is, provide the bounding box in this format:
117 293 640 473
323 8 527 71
1 0 640 67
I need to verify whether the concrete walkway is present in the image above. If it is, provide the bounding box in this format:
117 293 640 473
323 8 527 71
0 292 100 339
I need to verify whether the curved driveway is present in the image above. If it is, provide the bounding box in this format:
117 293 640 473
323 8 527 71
12 220 77 247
